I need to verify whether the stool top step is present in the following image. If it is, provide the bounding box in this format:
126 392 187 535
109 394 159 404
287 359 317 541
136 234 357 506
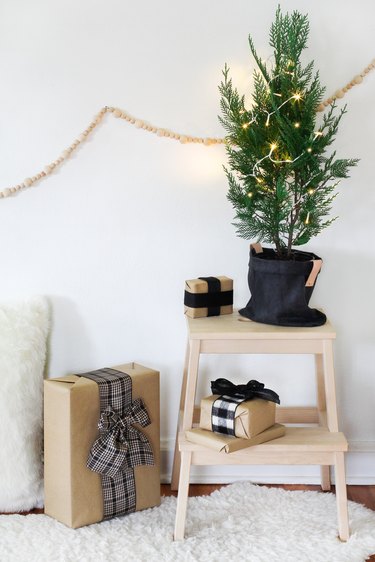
185 310 335 340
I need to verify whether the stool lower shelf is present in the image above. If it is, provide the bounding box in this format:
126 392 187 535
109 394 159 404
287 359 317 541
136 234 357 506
179 426 348 464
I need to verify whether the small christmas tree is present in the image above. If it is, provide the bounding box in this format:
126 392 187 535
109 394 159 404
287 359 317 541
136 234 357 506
219 7 358 258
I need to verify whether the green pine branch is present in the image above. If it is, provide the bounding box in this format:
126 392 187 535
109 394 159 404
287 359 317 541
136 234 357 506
219 6 358 258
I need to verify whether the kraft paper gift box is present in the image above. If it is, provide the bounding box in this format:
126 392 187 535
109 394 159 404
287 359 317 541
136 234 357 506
184 276 233 318
44 363 160 529
185 424 286 453
199 394 276 438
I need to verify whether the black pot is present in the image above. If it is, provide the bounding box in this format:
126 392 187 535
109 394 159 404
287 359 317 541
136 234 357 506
239 245 327 327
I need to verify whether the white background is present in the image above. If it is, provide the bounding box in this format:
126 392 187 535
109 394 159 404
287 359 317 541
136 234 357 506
0 0 374 482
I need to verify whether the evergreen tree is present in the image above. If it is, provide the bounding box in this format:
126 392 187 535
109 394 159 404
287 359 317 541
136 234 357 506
219 7 358 258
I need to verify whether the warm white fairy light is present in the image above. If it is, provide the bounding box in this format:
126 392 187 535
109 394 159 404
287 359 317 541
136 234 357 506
263 92 303 128
305 212 310 225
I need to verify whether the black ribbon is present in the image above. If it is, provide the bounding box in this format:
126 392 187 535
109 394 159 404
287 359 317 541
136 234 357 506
184 276 233 317
211 378 280 404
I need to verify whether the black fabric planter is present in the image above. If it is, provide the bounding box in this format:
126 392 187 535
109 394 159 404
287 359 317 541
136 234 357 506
239 245 326 327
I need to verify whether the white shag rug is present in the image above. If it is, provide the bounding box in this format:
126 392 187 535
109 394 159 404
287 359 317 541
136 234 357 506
1 482 375 562
0 296 49 512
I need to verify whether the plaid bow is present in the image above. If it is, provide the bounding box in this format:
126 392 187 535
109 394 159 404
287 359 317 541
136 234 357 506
87 399 154 478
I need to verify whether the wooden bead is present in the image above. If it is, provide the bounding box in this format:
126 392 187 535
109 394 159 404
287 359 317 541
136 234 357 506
157 129 165 136
204 138 211 145
335 90 345 98
180 136 188 144
354 75 363 84
113 109 122 118
135 120 143 128
3 188 11 197
24 178 33 187
62 150 71 158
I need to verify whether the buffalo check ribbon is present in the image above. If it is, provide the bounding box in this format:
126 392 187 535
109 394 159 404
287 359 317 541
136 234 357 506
211 395 244 436
79 368 154 520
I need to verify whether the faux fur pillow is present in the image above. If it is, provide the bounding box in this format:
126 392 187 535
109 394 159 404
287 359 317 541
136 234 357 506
0 297 49 511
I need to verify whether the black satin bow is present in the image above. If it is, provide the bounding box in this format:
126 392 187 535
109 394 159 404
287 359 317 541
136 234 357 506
211 378 280 404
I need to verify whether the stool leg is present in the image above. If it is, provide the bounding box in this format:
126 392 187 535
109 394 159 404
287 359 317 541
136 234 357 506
334 452 349 541
315 353 331 491
171 341 190 490
174 451 192 541
320 466 331 491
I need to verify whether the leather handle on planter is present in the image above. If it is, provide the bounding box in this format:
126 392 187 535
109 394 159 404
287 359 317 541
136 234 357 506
251 242 263 254
305 259 322 287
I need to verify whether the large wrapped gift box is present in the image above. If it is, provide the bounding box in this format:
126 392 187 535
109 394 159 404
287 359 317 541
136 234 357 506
44 363 160 528
184 276 233 318
200 394 276 438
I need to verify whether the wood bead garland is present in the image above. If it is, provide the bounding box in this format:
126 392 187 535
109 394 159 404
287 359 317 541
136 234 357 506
0 58 374 199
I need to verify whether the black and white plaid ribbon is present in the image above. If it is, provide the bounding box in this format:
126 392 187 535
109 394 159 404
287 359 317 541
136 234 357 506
79 368 154 520
211 394 244 436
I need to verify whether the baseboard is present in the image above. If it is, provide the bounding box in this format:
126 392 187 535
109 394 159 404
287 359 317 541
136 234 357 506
160 438 375 485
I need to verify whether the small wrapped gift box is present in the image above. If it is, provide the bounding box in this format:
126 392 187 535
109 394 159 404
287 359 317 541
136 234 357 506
184 276 233 318
186 424 285 453
44 363 160 529
200 394 276 438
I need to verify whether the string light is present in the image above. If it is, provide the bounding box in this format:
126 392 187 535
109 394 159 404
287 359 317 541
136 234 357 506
305 212 310 225
270 154 302 165
294 122 300 128
263 93 303 127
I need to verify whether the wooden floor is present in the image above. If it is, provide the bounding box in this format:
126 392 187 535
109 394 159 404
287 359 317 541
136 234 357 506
2 483 375 560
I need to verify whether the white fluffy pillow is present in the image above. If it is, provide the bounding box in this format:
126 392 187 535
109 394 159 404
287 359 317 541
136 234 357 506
0 297 49 511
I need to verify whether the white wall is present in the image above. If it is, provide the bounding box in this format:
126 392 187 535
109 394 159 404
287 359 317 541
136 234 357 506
0 0 374 483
